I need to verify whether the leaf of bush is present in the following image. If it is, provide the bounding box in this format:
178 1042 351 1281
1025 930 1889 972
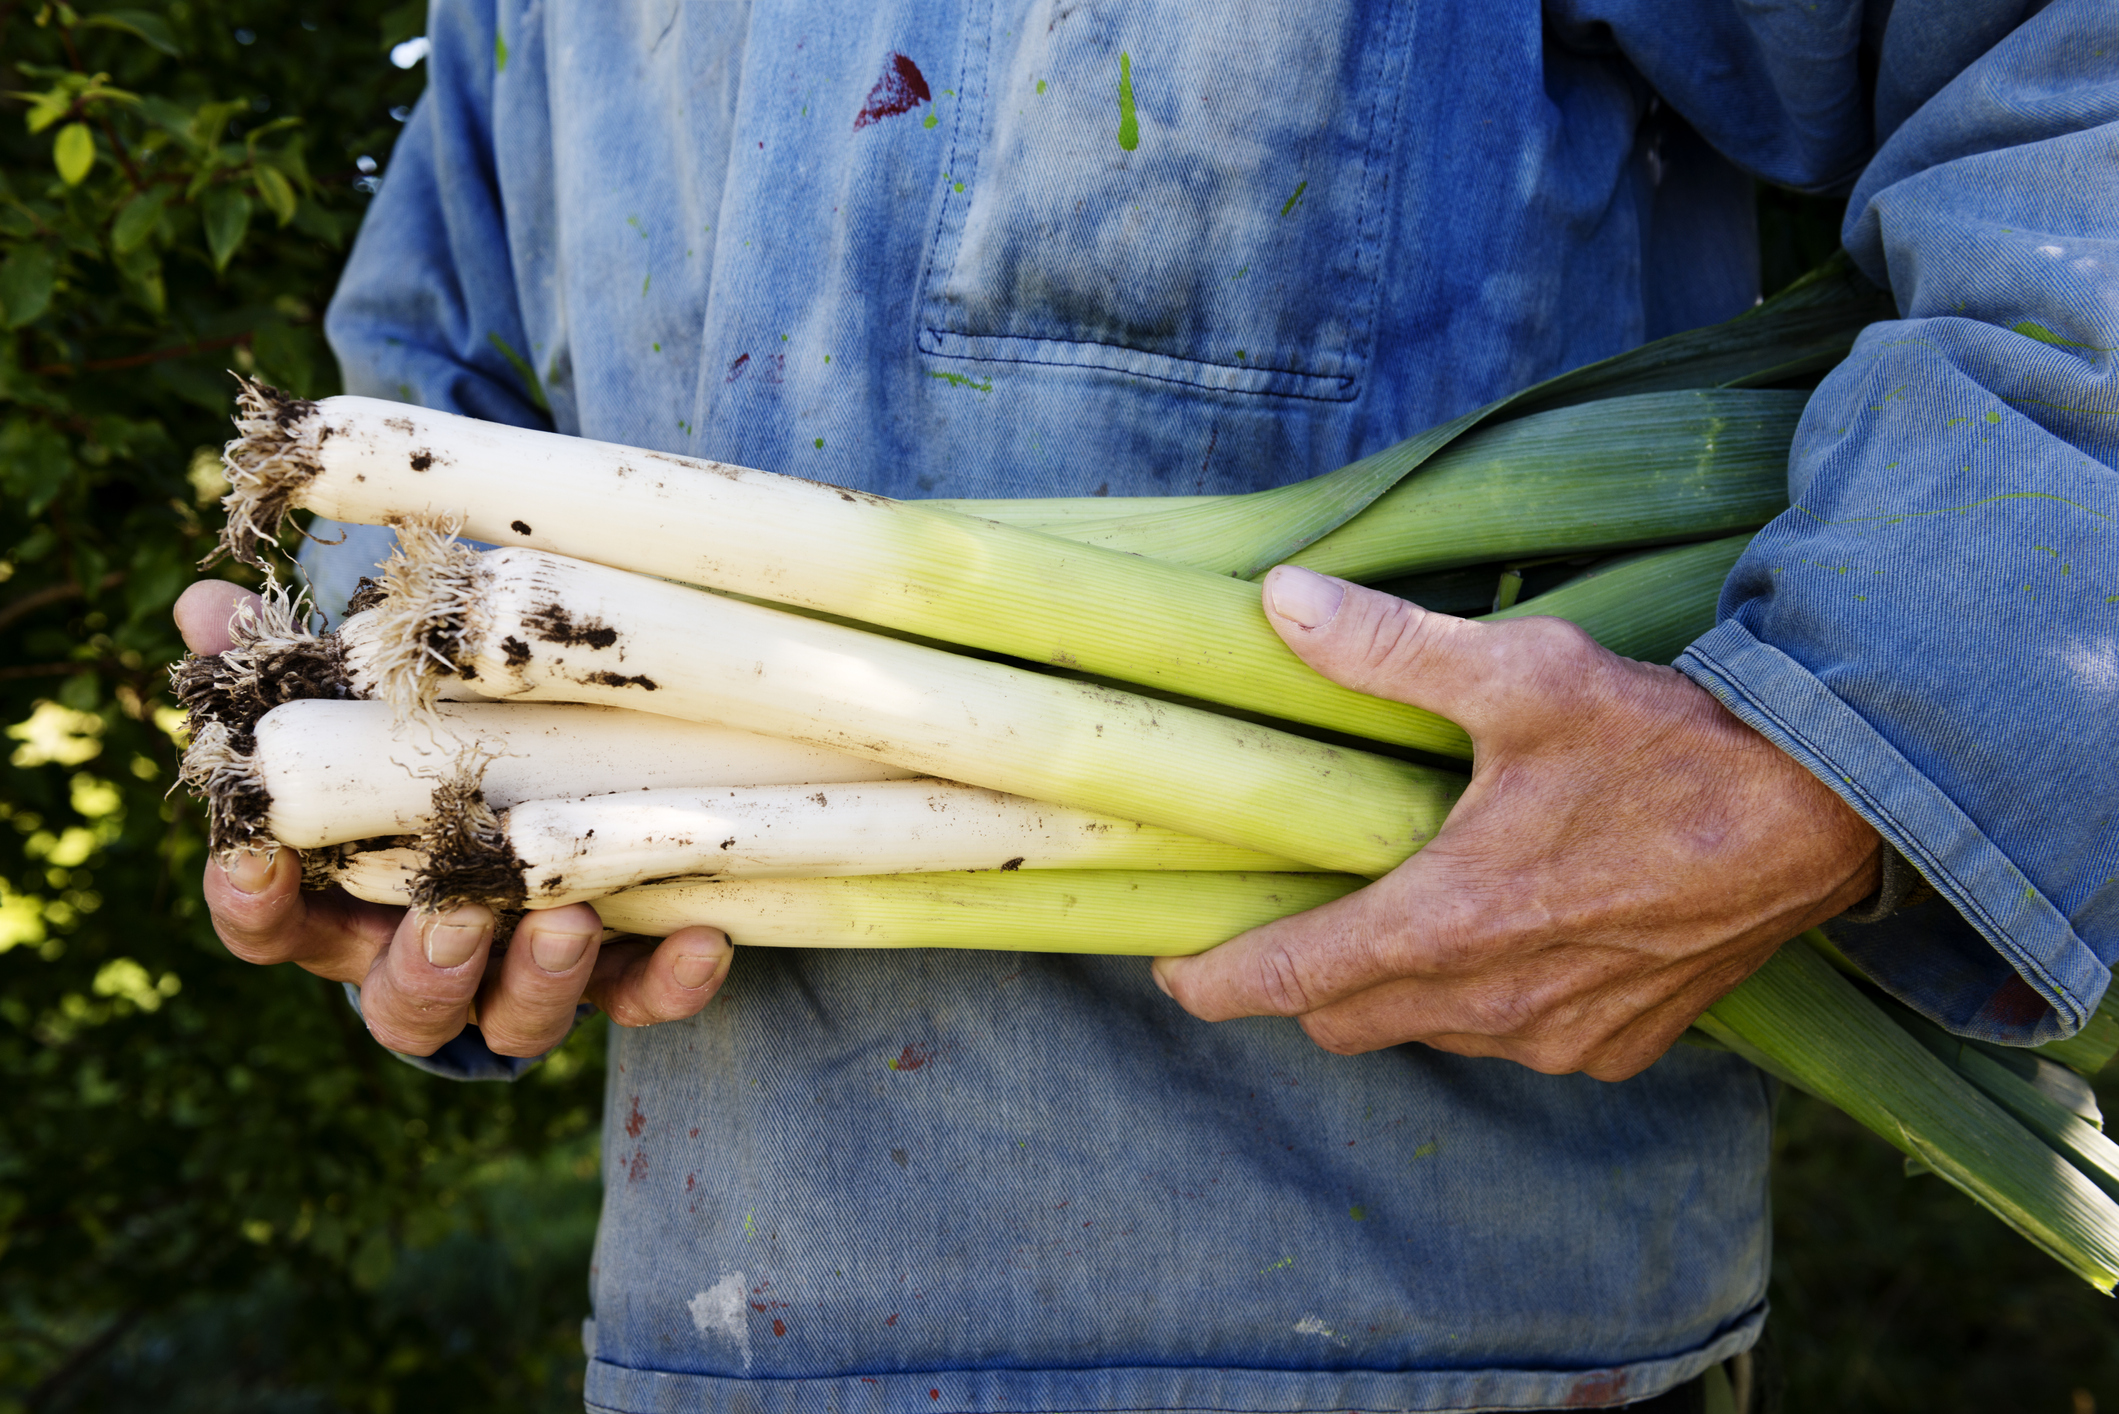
112 187 171 252
201 187 253 271
54 123 96 186
253 165 298 226
0 245 56 328
81 10 184 57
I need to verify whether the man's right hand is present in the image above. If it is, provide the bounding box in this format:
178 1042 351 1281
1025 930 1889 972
177 581 734 1058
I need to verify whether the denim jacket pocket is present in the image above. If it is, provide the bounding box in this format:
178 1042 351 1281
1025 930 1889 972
919 0 1413 403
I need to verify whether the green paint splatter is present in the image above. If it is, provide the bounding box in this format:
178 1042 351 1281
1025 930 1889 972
929 370 993 393
485 331 548 411
2013 319 2110 350
642 272 651 296
1413 1141 1438 1158
1985 410 2003 423
1260 1256 1294 1274
1234 350 1246 361
1280 180 1308 217
1036 78 1047 94
1115 52 1139 151
923 109 939 129
495 29 509 71
2005 396 2119 417
1348 1205 1366 1221
814 437 824 449
652 342 661 352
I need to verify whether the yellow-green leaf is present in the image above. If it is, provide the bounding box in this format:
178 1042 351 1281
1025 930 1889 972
54 122 94 185
23 87 73 134
252 164 297 225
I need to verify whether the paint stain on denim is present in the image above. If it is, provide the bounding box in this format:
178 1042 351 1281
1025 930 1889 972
1115 51 1139 150
855 52 932 129
625 1095 647 1138
888 1043 933 1071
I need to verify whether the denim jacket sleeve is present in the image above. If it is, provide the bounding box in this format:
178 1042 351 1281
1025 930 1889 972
1673 0 2119 1044
322 0 549 432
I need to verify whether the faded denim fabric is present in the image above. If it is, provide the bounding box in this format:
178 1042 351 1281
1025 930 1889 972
304 0 2112 1408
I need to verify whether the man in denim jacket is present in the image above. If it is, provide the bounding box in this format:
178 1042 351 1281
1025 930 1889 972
176 1 2117 1409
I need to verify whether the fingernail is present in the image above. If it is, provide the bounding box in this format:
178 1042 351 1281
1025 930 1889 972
672 950 725 990
226 850 277 895
420 907 491 968
1266 566 1344 630
531 928 595 974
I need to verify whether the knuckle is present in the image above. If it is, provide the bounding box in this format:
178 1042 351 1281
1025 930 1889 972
211 915 290 966
364 1014 461 1057
480 1018 566 1057
1299 1012 1370 1056
1245 940 1321 1017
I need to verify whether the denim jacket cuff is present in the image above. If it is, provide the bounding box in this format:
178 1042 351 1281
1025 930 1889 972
1678 620 2107 1045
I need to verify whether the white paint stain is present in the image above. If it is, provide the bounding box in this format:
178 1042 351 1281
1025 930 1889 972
688 1270 751 1372
1294 1314 1349 1347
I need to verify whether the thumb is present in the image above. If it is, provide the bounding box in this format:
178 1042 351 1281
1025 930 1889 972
1261 565 1506 731
175 580 263 656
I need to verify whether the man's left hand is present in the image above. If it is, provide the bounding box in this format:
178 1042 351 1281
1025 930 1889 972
1151 566 1883 1081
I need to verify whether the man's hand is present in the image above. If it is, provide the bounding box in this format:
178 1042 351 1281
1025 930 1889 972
1151 566 1882 1082
176 581 733 1057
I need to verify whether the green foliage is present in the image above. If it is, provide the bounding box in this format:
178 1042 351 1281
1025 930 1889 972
0 4 601 1410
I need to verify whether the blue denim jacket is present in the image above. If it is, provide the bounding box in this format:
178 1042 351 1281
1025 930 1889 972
309 1 2116 1408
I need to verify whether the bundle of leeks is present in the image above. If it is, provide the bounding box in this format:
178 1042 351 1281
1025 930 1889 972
175 257 2119 1290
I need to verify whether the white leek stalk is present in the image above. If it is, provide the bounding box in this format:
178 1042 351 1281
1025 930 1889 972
335 533 1462 877
323 780 1307 909
198 698 913 850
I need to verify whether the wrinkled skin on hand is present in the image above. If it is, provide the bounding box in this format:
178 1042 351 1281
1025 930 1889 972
1152 566 1882 1082
176 580 733 1058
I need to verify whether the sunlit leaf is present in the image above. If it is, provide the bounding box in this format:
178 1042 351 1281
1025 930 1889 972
21 87 75 133
201 185 252 271
53 122 94 184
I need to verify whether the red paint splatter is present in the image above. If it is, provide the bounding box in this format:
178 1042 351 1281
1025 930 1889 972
625 1096 647 1139
686 1172 696 1192
886 1312 899 1326
1566 1371 1628 1407
890 1043 933 1072
626 1149 649 1183
772 1318 787 1337
1979 973 2053 1029
929 1391 940 1402
689 1127 700 1138
854 53 932 130
726 352 751 382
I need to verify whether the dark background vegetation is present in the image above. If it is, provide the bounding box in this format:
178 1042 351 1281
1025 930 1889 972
0 5 2108 1411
